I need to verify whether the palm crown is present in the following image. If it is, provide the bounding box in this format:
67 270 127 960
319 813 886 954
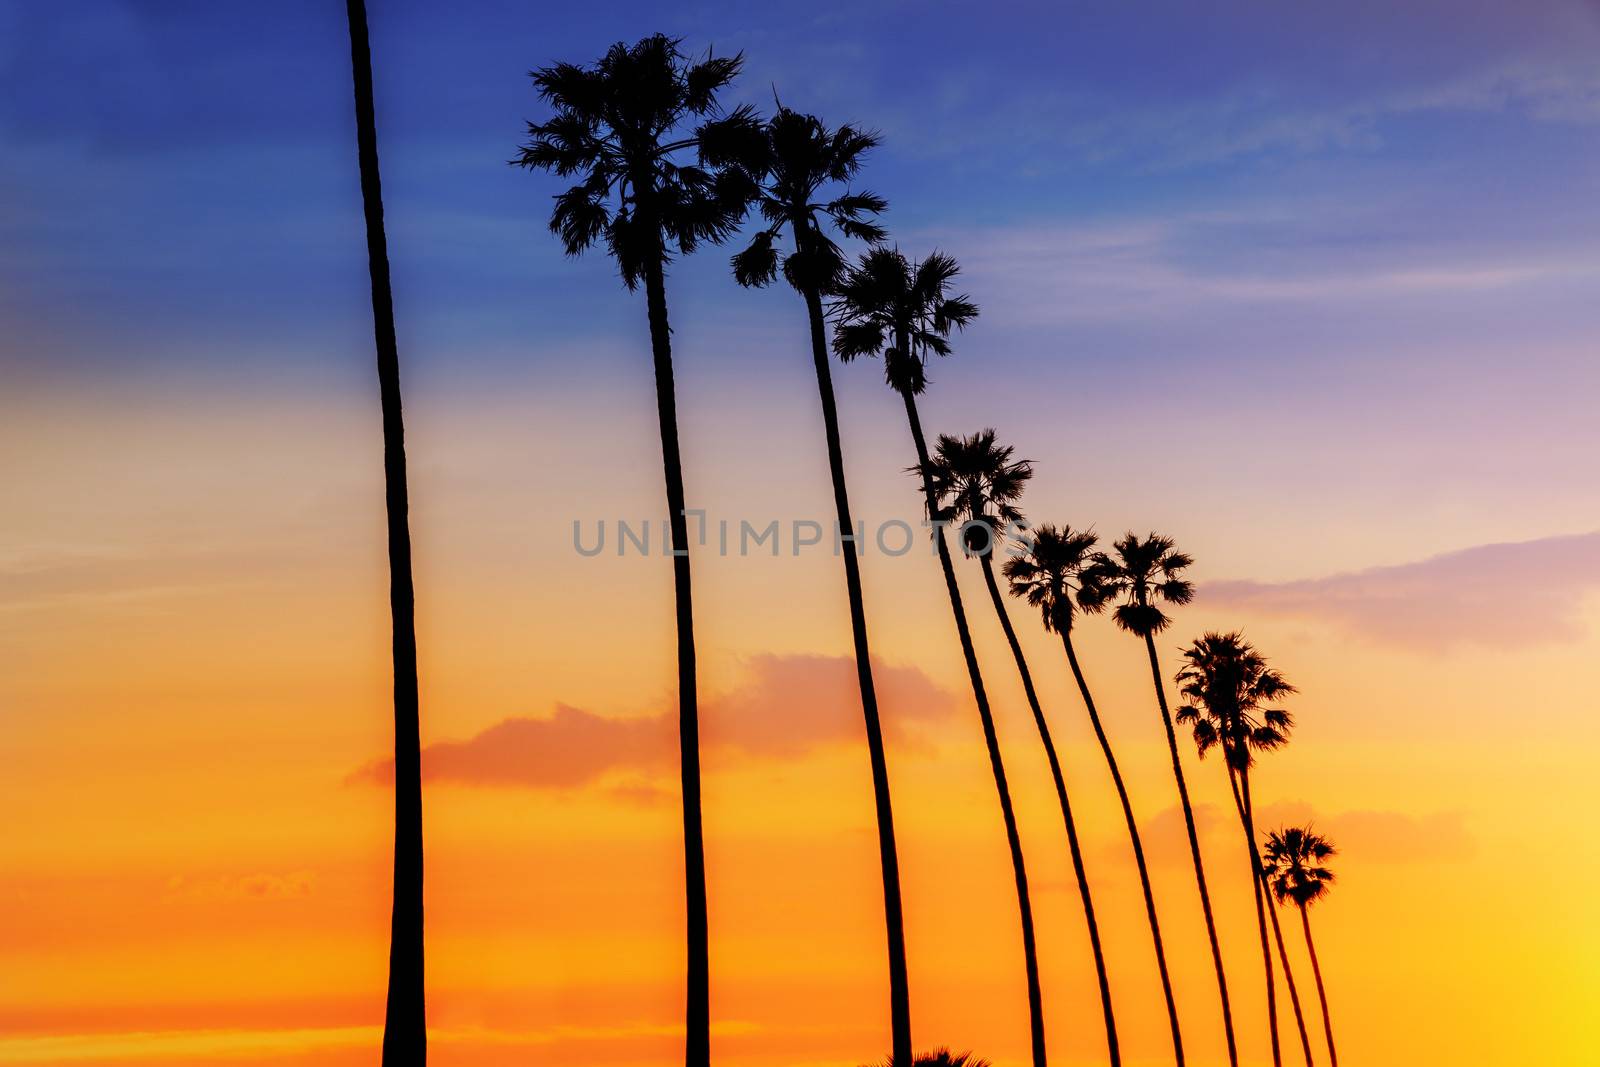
1175 631 1297 771
830 248 979 395
1003 524 1107 634
916 429 1032 555
1092 532 1195 638
731 106 887 295
513 34 763 288
1262 826 1337 908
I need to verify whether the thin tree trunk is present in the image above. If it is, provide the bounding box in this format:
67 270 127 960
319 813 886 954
802 283 911 1066
1300 905 1337 1067
979 556 1119 1067
1235 771 1314 1067
905 389 1046 1067
346 5 424 1063
1142 634 1240 1067
1225 765 1281 1067
1061 630 1202 1067
642 256 709 1067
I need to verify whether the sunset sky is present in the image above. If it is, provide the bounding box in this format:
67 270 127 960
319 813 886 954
4 1 1600 1065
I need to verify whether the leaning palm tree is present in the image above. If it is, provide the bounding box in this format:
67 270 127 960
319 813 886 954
513 36 760 1066
833 250 1049 1067
344 3 424 1062
1175 632 1314 1067
1006 525 1193 1067
1093 534 1239 1067
919 431 1120 1067
1265 828 1339 1067
727 107 912 1065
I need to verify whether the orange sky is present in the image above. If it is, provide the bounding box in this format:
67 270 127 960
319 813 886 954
3 381 1598 1067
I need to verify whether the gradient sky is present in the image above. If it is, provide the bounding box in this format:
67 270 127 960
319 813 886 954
3 2 1600 1066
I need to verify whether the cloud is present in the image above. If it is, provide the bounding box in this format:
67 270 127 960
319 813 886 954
1254 802 1476 864
163 871 316 902
1202 531 1600 648
350 654 957 790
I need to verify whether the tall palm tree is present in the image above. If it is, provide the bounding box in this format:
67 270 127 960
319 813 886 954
726 106 911 1064
513 36 760 1066
832 250 1050 1067
919 431 1121 1067
1265 828 1339 1067
1093 534 1239 1067
344 3 424 1062
1175 632 1314 1067
1006 525 1192 1067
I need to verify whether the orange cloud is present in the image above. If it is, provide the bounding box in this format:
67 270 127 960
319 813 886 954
350 654 956 789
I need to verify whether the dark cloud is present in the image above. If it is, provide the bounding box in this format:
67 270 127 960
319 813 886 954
1202 531 1600 648
350 654 957 790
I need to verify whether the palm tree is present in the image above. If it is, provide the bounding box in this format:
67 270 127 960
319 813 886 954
1175 632 1314 1067
919 431 1120 1067
1005 525 1192 1067
1265 828 1339 1067
832 251 1050 1067
513 36 761 1066
864 1049 993 1067
1093 534 1239 1067
727 105 911 1064
344 3 424 1062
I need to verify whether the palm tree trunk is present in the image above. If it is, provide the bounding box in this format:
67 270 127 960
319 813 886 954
1234 771 1314 1067
1300 905 1337 1067
978 556 1119 1067
1224 765 1281 1067
345 5 424 1064
802 284 911 1066
1061 630 1203 1067
1142 634 1240 1067
904 389 1046 1067
642 255 709 1067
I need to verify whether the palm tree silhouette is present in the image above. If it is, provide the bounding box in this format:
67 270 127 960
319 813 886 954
728 105 912 1065
832 250 1050 1067
864 1049 993 1067
344 3 424 1062
513 36 761 1066
1265 828 1339 1067
1175 632 1314 1067
919 431 1121 1067
1005 524 1191 1067
1093 534 1239 1067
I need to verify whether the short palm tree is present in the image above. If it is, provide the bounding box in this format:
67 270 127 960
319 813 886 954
728 106 912 1064
513 36 761 1066
1265 828 1339 1067
920 432 1121 1067
864 1049 993 1067
832 251 1050 1067
1093 533 1239 1067
1005 525 1190 1067
344 3 424 1062
1175 632 1313 1067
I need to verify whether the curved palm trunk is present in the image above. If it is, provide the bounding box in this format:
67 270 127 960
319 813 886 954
1232 770 1314 1067
1060 631 1202 1067
1224 765 1281 1067
802 284 911 1066
905 391 1047 1067
642 256 710 1067
1141 635 1240 1067
345 5 424 1063
978 557 1119 1066
1299 905 1337 1066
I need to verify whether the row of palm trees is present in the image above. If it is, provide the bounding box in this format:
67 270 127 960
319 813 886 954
344 18 1342 1067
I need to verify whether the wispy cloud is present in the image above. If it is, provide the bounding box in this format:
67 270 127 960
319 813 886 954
1203 531 1600 648
350 653 957 790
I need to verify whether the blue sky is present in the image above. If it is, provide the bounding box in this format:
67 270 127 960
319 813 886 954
6 0 1599 384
